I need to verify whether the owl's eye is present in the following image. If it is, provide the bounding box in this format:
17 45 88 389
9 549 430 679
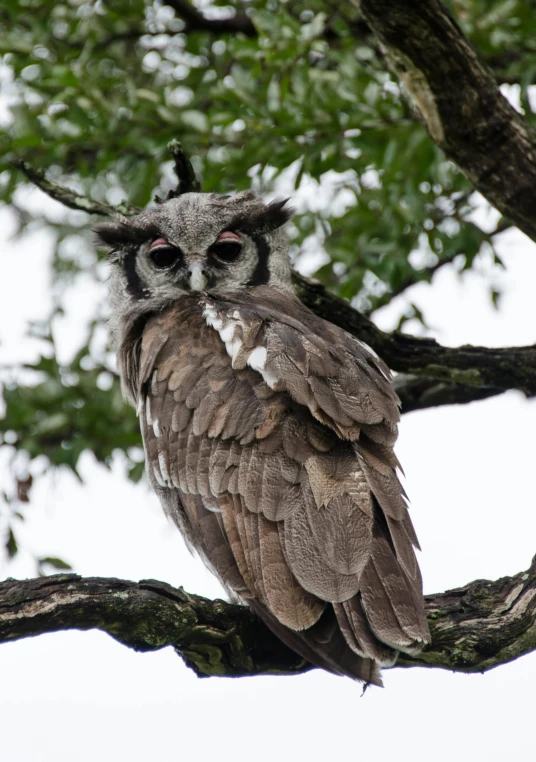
149 239 183 269
211 232 242 263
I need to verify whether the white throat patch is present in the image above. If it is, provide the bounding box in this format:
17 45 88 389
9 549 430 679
202 301 278 388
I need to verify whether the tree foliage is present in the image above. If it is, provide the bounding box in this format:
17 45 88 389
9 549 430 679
0 0 534 571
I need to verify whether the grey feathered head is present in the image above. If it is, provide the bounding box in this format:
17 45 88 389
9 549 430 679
95 191 294 343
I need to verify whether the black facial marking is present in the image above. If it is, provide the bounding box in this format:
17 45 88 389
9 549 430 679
247 235 270 286
124 251 149 299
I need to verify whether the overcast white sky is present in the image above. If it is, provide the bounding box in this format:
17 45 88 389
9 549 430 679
1 179 535 762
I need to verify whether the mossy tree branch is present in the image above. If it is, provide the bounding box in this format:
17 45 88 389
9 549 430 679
398 554 536 673
2 560 536 677
0 575 310 678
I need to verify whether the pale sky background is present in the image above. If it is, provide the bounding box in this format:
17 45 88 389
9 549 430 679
1 168 535 762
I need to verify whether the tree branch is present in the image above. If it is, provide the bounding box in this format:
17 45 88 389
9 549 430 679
0 575 309 678
393 374 504 414
356 0 536 245
2 558 536 677
13 161 140 217
398 554 536 673
166 0 256 36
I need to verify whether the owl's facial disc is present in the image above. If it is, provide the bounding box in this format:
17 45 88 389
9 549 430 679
96 192 295 307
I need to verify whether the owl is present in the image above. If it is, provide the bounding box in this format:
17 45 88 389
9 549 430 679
96 191 430 685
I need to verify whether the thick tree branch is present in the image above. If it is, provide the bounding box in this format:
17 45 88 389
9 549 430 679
356 0 536 245
0 575 309 678
2 558 536 677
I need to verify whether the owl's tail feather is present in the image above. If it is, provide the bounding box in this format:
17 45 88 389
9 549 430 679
333 597 399 666
248 600 383 686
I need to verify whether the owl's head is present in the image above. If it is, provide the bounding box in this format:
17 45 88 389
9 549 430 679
95 191 294 334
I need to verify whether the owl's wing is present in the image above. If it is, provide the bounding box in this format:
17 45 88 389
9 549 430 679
137 291 429 684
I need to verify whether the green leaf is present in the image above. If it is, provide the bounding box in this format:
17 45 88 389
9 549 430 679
6 527 18 559
38 556 73 571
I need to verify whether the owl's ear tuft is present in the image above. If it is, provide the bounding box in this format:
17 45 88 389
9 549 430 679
93 219 134 249
228 198 295 237
262 198 295 230
93 221 129 247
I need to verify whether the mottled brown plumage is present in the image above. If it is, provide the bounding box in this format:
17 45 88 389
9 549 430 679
99 191 430 685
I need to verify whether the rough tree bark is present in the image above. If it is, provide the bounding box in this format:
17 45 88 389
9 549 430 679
2 559 536 678
356 0 536 245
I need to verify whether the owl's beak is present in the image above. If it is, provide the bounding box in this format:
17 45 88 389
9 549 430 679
188 262 208 291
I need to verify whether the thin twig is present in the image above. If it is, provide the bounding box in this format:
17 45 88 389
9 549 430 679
13 161 139 218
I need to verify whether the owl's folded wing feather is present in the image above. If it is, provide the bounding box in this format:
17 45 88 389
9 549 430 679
136 291 429 684
203 287 400 440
